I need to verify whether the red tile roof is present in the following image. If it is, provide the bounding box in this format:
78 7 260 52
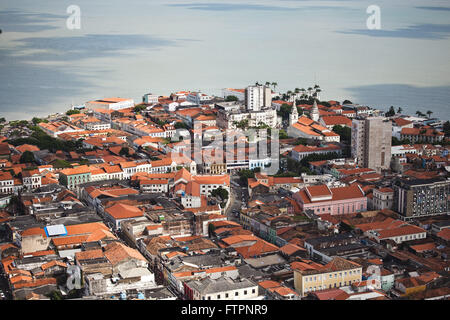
104 203 144 220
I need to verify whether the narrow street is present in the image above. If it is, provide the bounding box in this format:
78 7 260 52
225 173 247 223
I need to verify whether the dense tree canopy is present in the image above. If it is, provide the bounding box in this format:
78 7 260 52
225 95 238 102
119 147 130 157
8 127 83 152
332 125 351 143
19 151 36 164
385 106 396 117
66 109 80 116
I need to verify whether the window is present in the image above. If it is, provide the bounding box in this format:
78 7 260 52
217 295 220 299
252 289 255 294
244 290 247 295
235 292 239 296
225 293 229 298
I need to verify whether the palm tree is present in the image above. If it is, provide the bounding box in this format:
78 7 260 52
314 84 320 89
295 88 300 93
397 107 403 114
271 82 278 92
426 110 433 119
416 111 425 117
265 81 271 87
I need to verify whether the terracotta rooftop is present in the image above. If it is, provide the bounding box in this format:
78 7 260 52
105 203 144 220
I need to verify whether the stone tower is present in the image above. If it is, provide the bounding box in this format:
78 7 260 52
311 99 320 122
289 99 299 126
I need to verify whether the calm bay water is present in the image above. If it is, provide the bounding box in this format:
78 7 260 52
0 0 449 120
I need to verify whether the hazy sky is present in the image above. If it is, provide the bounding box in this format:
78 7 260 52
1 0 450 120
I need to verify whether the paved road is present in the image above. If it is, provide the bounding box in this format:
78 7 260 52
226 174 248 223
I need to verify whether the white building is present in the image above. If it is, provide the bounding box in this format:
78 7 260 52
187 277 260 300
86 122 111 131
187 92 213 105
245 85 272 112
143 93 159 105
86 97 135 111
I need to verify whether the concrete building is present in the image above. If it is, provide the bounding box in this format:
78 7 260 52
372 187 394 210
393 177 450 220
59 166 92 190
351 117 392 173
86 97 135 111
185 276 260 300
215 102 277 130
293 184 367 216
143 93 159 104
293 257 362 297
245 85 272 112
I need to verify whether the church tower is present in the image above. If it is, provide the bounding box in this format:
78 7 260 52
310 99 320 122
289 99 299 126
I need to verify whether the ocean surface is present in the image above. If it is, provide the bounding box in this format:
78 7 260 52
0 0 449 120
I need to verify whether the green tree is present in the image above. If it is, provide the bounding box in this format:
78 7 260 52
293 137 308 145
385 106 396 117
238 169 256 185
119 147 130 157
233 119 249 130
397 107 403 114
416 111 425 117
66 109 80 116
19 151 35 164
211 187 229 201
426 110 433 119
271 82 278 92
279 129 289 139
174 122 189 130
277 103 292 120
443 121 450 137
52 159 72 168
208 223 216 238
134 104 147 113
332 125 351 142
225 95 238 102
32 117 48 125
342 100 353 105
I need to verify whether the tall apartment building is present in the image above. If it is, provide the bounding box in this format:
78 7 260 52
245 85 272 112
351 117 392 173
393 177 450 220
